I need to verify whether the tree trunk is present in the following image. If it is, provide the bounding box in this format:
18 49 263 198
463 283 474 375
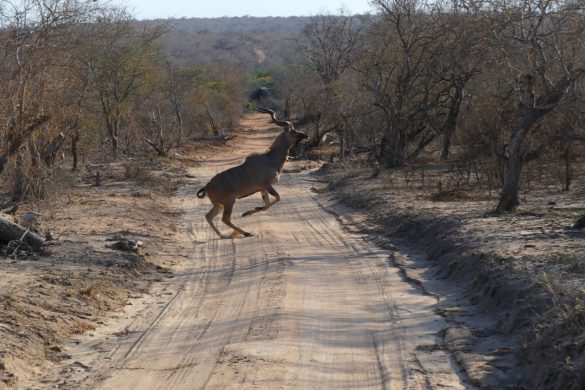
441 132 453 160
496 75 585 211
309 112 325 147
0 156 8 176
42 132 65 167
71 130 80 172
496 152 523 212
395 129 406 166
339 126 345 159
337 114 344 158
12 153 25 202
379 124 406 167
105 114 119 159
111 135 119 159
379 135 405 167
561 144 572 191
177 113 183 145
412 133 437 161
284 97 291 120
496 109 543 213
440 83 465 160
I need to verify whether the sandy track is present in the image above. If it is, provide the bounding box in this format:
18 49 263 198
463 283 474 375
25 115 468 389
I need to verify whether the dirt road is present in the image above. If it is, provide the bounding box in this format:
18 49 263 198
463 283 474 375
26 115 469 389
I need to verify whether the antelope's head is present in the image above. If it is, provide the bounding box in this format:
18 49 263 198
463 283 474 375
258 106 308 145
287 127 308 145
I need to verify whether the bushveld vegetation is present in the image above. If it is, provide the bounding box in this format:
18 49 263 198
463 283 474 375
0 0 248 202
2 0 584 212
269 0 585 215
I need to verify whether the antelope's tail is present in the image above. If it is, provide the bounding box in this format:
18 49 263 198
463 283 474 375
197 186 207 198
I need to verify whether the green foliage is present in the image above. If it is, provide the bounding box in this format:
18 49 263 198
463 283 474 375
205 80 228 92
245 100 258 111
250 70 273 89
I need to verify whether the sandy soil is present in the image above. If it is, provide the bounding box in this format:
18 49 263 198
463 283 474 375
17 114 475 389
314 157 585 388
0 157 197 388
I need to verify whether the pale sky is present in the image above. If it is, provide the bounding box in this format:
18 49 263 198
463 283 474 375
114 0 373 19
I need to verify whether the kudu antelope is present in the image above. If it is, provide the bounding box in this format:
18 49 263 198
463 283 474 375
197 108 308 238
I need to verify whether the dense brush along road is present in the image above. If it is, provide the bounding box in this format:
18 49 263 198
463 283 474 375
27 114 469 389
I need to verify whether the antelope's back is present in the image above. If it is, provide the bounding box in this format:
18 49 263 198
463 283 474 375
208 155 278 200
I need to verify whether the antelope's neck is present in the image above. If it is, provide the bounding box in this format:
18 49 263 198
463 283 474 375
265 148 289 173
265 136 293 173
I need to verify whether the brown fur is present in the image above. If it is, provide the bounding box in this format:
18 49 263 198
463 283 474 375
197 127 307 238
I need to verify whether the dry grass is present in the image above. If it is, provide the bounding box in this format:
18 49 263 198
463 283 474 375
550 252 585 273
80 283 109 300
69 321 96 335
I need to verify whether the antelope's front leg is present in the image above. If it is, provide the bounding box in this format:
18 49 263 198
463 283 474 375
242 190 270 217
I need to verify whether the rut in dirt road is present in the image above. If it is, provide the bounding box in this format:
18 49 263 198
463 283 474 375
26 114 470 389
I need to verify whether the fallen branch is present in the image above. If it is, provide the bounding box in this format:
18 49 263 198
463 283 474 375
145 137 171 156
0 216 45 250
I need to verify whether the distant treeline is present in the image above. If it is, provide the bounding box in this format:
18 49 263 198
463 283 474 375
148 16 317 69
144 16 312 34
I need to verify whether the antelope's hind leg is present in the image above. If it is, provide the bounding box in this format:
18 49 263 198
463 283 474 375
205 204 224 238
266 184 280 205
222 202 254 237
242 190 270 217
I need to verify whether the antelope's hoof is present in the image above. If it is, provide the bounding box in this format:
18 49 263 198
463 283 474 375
243 232 254 237
242 211 251 217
